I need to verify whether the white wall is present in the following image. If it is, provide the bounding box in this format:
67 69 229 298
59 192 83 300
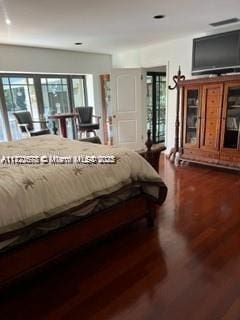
0 41 195 147
0 44 112 139
112 35 198 151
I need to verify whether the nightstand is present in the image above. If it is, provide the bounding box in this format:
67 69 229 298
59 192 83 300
138 144 166 172
137 130 166 172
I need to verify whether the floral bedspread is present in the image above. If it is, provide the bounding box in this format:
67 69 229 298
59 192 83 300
0 135 166 235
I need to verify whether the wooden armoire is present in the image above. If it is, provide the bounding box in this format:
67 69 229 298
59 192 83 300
179 75 240 170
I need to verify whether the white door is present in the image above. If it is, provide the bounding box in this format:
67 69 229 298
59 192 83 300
111 68 145 150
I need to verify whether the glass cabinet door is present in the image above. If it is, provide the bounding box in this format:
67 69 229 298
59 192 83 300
223 86 240 150
185 88 200 146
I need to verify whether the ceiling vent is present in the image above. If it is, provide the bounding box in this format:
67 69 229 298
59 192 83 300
210 18 240 27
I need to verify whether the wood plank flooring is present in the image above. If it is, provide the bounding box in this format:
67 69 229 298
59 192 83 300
1 157 240 320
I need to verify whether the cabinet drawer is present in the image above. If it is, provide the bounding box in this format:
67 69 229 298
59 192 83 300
220 153 240 162
205 137 216 147
202 151 219 159
183 149 219 159
220 154 233 162
207 88 221 96
206 96 221 107
233 156 240 163
205 107 219 118
206 119 216 127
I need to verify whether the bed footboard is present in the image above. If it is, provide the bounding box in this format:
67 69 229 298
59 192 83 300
0 195 158 292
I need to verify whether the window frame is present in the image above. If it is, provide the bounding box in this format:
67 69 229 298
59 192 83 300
0 73 88 141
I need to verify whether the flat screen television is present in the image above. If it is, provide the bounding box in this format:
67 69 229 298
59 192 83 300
192 30 240 75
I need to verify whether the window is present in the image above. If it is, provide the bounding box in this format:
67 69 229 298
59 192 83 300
41 76 73 138
41 77 70 115
0 112 6 142
0 74 88 141
2 76 39 140
72 77 87 107
146 72 166 144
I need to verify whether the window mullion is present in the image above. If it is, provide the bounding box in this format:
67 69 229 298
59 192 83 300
34 75 45 123
67 76 77 139
0 78 12 141
83 76 88 106
26 79 34 116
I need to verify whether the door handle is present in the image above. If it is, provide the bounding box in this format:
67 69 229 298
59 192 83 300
113 115 116 119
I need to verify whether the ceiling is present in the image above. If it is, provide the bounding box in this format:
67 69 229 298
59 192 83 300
0 0 240 54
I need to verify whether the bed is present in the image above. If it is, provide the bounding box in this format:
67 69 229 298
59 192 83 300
0 135 167 291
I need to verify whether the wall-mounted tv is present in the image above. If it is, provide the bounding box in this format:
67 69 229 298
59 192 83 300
192 30 240 75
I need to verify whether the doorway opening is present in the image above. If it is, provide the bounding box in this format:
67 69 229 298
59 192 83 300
146 66 167 144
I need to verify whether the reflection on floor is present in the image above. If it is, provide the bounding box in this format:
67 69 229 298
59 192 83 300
1 156 240 320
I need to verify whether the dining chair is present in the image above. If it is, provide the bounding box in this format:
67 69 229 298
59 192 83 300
13 111 50 137
75 107 101 138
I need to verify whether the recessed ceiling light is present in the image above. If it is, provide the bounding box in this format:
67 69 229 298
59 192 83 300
75 42 83 45
5 18 11 25
153 14 165 19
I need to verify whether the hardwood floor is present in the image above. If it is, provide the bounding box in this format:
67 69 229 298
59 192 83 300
1 157 240 320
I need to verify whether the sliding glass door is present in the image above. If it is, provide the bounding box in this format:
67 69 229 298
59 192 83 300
41 77 70 115
40 76 87 115
0 74 88 141
2 76 39 140
72 77 87 107
41 76 73 138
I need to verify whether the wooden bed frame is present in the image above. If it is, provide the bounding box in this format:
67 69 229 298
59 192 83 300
0 193 166 292
0 133 167 292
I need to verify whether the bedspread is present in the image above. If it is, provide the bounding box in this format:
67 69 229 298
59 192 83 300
0 135 167 236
